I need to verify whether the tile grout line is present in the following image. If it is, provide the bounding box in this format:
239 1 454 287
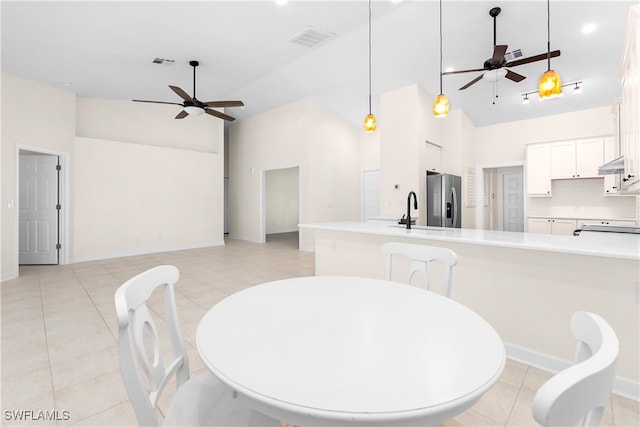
37 267 59 422
504 364 530 426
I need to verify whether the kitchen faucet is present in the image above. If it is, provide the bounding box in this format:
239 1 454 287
406 191 417 230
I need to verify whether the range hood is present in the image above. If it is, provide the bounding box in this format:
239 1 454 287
598 156 625 175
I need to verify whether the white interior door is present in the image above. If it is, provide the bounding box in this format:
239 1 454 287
19 155 59 264
502 172 524 232
363 170 380 221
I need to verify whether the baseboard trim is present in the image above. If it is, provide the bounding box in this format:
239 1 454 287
505 343 639 401
69 241 225 264
266 228 299 235
227 234 264 244
1 271 19 283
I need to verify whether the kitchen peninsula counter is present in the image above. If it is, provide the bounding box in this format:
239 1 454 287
299 221 639 398
300 221 640 260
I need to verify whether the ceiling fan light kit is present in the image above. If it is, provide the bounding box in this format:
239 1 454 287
363 0 377 132
184 106 205 116
482 68 507 82
433 0 449 118
538 0 562 99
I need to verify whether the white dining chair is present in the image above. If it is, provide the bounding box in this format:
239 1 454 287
115 265 279 427
532 311 619 427
381 242 458 297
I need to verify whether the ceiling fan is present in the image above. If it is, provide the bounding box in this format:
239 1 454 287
442 7 561 90
133 60 244 121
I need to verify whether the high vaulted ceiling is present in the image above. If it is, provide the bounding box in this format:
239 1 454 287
1 1 635 128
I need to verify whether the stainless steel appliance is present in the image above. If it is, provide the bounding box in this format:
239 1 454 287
573 224 640 236
426 173 461 228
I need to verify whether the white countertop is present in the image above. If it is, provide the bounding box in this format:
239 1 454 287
300 221 640 260
527 215 637 221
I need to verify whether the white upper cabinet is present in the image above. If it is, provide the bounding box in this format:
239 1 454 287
550 141 575 179
603 136 621 195
550 138 604 179
526 143 551 197
576 138 605 178
619 5 639 193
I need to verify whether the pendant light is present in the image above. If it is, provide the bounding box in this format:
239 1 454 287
538 0 562 99
433 0 449 117
363 0 377 132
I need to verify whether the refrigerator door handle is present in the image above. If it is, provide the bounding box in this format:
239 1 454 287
451 186 458 227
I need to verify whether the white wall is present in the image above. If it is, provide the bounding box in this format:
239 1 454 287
73 137 222 262
72 98 224 261
265 167 299 234
1 74 225 280
475 106 615 164
475 106 636 221
1 73 76 280
77 98 222 153
378 84 476 227
228 98 360 250
379 85 421 220
528 179 637 219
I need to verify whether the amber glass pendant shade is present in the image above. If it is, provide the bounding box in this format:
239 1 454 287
364 113 377 132
433 94 449 117
538 69 562 99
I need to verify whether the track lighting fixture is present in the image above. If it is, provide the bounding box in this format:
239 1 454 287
523 81 582 103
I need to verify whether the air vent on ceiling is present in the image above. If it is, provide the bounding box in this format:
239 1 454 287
152 58 175 65
504 49 523 62
288 26 336 48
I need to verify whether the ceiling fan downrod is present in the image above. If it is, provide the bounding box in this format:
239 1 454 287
490 7 501 48
190 60 199 100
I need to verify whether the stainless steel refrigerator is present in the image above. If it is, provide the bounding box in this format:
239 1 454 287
426 173 462 228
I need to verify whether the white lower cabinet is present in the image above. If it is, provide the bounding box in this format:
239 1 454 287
527 218 577 235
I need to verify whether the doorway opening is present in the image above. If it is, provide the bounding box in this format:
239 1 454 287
15 145 69 270
476 163 525 232
261 166 300 248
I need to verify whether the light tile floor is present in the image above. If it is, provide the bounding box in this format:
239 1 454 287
1 233 638 426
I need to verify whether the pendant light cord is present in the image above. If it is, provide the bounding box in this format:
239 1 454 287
439 0 443 94
368 0 372 114
546 0 551 71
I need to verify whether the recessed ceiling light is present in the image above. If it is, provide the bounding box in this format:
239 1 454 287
275 0 287 5
582 23 596 34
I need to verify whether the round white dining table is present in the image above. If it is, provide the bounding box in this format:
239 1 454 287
196 276 505 426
